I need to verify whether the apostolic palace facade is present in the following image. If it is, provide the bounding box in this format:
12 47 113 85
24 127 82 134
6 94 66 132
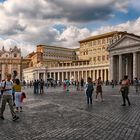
1 31 140 83
22 31 140 83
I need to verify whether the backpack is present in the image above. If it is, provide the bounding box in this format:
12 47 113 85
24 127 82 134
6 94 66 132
86 83 94 93
1 81 6 95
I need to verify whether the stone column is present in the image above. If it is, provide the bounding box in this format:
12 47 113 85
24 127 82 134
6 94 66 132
70 71 71 81
133 52 137 79
89 70 91 78
77 71 79 81
44 72 46 81
107 68 109 81
104 69 107 81
82 71 83 79
110 56 114 80
49 72 51 78
97 70 99 79
58 72 60 80
9 64 12 76
93 70 95 81
101 69 103 80
66 71 68 79
54 72 56 80
2 64 5 80
37 70 40 79
62 72 64 81
126 57 128 76
18 64 21 79
119 54 122 81
74 71 75 81
85 70 88 82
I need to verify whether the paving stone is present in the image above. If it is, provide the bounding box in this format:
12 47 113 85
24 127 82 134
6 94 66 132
0 86 140 140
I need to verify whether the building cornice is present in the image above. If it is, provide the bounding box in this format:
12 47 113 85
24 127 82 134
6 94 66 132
37 44 78 51
79 31 127 43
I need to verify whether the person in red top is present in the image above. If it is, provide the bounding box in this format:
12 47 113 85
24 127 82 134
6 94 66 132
96 77 103 102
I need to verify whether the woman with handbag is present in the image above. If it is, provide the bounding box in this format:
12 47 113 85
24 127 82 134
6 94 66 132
13 79 23 112
120 75 131 106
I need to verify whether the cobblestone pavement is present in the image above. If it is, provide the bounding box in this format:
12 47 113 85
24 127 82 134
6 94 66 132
0 85 140 140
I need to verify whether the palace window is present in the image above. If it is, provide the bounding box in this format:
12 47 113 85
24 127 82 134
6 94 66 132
93 57 96 62
79 62 82 65
107 55 109 60
98 40 101 45
83 61 86 65
98 56 101 61
92 41 95 46
102 39 105 44
102 56 105 61
89 41 92 46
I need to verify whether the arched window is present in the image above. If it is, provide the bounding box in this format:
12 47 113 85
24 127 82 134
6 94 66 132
14 53 17 57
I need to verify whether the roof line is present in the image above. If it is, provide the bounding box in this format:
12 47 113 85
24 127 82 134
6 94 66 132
79 31 127 43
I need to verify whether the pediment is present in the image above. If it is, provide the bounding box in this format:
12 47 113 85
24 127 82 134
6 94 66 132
109 34 140 51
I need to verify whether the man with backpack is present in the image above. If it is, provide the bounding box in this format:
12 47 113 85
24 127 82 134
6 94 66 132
0 74 19 121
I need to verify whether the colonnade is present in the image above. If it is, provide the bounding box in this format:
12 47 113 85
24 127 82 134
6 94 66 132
110 52 139 82
38 68 109 82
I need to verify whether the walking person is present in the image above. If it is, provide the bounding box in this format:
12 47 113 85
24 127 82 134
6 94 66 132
120 75 131 106
13 79 23 112
111 80 114 88
33 80 37 94
63 80 66 91
95 77 103 101
85 77 94 105
40 79 44 94
0 74 19 121
65 79 70 91
134 77 139 93
76 80 80 91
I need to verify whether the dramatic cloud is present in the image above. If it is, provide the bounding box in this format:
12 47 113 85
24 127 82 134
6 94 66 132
58 26 91 47
0 38 35 56
56 17 140 49
0 0 137 56
2 0 130 22
92 17 140 36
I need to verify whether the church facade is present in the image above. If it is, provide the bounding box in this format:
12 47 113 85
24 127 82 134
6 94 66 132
108 33 140 82
0 46 22 80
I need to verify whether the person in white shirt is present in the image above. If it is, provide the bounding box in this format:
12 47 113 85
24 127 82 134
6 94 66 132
0 74 19 121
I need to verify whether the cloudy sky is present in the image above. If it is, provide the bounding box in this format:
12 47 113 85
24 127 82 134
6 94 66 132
0 0 140 56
